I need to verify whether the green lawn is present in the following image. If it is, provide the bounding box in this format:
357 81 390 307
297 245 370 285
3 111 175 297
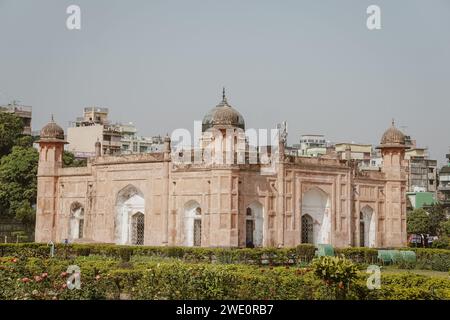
380 265 450 278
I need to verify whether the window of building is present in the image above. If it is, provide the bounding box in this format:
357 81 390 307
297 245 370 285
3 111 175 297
301 214 314 244
131 212 144 245
78 219 84 238
193 219 202 246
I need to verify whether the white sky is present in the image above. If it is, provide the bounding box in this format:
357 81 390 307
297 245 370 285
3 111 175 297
1 0 449 163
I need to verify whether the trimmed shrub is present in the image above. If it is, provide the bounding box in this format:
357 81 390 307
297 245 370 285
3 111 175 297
335 247 378 264
0 244 448 271
0 243 316 266
1 255 450 300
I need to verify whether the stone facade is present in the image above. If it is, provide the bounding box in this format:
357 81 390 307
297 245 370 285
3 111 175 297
35 99 408 248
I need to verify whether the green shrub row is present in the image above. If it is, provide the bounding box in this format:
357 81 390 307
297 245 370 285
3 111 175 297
1 243 449 271
1 256 449 300
336 247 450 272
0 243 317 265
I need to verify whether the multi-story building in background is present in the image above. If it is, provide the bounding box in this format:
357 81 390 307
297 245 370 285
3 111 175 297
67 107 122 157
438 153 450 211
335 143 372 167
405 147 437 193
67 107 163 158
120 122 164 154
297 134 327 156
0 101 32 135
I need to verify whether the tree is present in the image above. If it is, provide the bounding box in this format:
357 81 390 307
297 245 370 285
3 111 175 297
441 220 450 237
14 200 36 232
63 151 87 167
407 208 430 235
14 135 34 148
0 112 24 157
0 146 38 218
428 203 448 236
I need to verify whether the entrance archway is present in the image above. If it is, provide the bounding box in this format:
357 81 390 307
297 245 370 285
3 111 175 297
184 201 202 247
301 187 331 245
245 201 264 247
69 202 84 241
360 205 375 247
115 185 145 245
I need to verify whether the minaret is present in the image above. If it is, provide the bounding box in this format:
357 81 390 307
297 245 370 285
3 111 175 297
35 116 67 242
377 119 408 247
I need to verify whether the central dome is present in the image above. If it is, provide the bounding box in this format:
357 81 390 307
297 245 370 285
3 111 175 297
202 90 245 132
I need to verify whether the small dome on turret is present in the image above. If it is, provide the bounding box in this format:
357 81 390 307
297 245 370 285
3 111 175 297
40 115 65 141
379 120 406 147
202 88 245 132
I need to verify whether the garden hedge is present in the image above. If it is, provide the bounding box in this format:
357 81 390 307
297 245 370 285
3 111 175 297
1 256 449 300
0 243 317 265
0 243 449 271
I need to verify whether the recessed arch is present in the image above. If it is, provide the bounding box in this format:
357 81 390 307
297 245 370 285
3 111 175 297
69 202 84 241
301 187 331 245
360 205 376 247
183 200 202 247
245 201 264 247
115 185 145 245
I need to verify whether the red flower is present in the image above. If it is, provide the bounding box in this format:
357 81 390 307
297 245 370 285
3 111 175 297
11 258 17 263
95 275 101 280
34 275 43 282
61 283 67 289
21 277 31 283
41 273 48 278
338 282 344 289
60 272 68 278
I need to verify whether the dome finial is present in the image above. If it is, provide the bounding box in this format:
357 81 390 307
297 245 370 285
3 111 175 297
51 114 54 122
222 87 227 103
392 118 395 127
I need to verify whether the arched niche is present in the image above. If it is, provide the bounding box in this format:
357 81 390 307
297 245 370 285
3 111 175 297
115 185 145 245
183 200 202 247
301 187 331 245
245 201 264 247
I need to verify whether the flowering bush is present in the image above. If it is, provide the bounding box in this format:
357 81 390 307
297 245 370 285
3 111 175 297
0 251 449 300
311 256 359 299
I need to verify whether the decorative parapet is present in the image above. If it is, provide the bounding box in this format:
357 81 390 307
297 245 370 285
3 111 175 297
91 152 164 166
354 170 386 180
286 155 348 168
58 166 92 176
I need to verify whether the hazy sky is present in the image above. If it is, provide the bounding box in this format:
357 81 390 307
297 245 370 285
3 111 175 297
1 0 449 163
